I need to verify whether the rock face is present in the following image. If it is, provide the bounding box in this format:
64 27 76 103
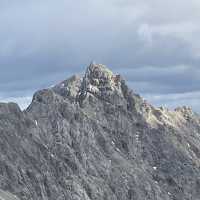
0 189 20 200
0 63 200 200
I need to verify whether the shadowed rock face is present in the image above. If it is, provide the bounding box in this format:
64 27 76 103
1 63 200 200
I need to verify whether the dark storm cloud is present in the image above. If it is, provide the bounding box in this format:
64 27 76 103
0 0 200 111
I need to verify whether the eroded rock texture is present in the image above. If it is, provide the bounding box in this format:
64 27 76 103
0 63 200 200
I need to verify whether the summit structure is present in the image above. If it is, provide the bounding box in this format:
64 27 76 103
0 63 200 200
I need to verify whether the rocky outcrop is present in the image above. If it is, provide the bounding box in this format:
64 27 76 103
0 63 200 200
75 62 124 106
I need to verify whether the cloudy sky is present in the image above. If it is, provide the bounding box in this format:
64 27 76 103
0 0 200 112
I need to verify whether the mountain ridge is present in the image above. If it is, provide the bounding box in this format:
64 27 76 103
0 63 200 200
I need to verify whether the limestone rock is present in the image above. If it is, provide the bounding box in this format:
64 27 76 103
0 63 200 200
0 189 20 200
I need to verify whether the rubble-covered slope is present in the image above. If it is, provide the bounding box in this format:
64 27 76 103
0 63 200 200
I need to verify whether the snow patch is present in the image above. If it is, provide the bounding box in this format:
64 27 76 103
153 166 157 170
60 83 65 88
116 148 120 152
51 154 55 158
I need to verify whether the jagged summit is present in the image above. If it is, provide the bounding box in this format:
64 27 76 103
1 63 200 200
75 63 124 106
49 63 138 110
32 63 197 121
85 62 122 90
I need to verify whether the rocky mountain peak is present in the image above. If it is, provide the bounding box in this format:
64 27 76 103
86 62 115 84
52 63 124 102
1 63 200 200
75 63 126 106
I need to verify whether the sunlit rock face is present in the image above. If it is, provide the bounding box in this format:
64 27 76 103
1 63 200 200
75 63 126 107
0 189 20 200
85 62 122 94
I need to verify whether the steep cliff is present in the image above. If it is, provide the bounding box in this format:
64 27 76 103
0 63 200 200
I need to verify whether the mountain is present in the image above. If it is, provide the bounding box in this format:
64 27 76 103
0 63 200 200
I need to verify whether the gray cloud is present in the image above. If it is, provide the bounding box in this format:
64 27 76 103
0 0 200 111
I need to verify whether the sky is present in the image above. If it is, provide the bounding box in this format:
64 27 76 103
0 0 200 112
